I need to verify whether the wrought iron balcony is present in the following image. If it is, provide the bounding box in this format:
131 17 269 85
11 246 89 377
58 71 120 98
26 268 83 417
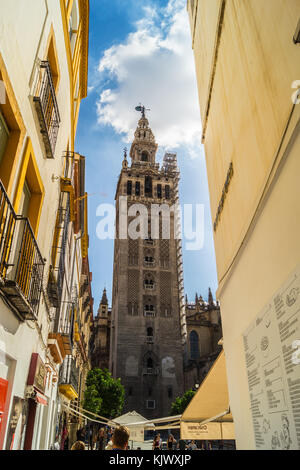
33 61 60 159
0 180 45 320
47 198 70 308
50 306 74 357
58 355 79 400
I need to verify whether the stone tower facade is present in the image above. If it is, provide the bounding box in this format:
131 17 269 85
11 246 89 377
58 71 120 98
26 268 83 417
90 288 111 370
110 110 185 419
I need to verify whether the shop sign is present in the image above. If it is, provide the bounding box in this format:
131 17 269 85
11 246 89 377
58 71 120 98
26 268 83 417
27 353 46 394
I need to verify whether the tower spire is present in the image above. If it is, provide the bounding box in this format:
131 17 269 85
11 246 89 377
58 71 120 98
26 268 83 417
101 287 108 306
208 287 214 306
130 106 158 164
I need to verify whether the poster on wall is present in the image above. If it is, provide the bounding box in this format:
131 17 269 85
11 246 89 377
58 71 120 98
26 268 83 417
5 396 27 450
243 264 300 450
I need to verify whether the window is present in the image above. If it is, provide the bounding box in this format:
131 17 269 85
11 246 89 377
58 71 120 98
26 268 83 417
146 327 154 343
157 184 162 198
128 387 133 396
127 180 132 195
144 305 155 317
144 279 154 289
135 181 140 196
147 358 153 368
165 185 170 200
147 327 153 337
33 30 60 158
141 151 148 162
147 400 155 409
0 52 26 194
145 176 152 196
0 110 9 166
168 387 173 399
69 0 79 56
190 331 200 360
13 138 45 236
148 387 152 397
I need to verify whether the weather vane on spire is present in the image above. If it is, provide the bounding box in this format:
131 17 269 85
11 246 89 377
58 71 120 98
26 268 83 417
135 103 150 118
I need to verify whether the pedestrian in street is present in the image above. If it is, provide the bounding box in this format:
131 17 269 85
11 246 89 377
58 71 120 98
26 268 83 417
98 427 106 450
71 441 85 451
105 440 113 450
178 438 186 450
61 426 69 450
152 434 161 450
167 434 176 450
111 425 130 450
188 440 197 450
76 427 85 442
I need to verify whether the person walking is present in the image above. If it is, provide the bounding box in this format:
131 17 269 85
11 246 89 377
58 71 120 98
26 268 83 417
167 434 176 450
71 441 85 451
188 440 197 450
152 434 161 450
76 427 85 442
111 426 130 450
98 428 106 450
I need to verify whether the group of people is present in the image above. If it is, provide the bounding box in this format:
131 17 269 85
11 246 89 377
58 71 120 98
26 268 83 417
71 425 130 451
55 424 224 451
152 434 199 450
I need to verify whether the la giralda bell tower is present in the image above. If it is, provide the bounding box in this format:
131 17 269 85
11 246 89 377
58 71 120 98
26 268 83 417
110 107 186 419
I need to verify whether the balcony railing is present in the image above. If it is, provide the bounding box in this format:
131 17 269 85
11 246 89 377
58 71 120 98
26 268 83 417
59 355 79 400
0 180 45 320
33 61 60 159
51 306 74 356
144 310 156 317
47 199 70 308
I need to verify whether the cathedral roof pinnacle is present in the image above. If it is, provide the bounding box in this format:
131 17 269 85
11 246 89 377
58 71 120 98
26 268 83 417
101 288 108 306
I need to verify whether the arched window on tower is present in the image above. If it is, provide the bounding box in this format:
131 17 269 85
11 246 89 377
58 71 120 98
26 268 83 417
127 180 132 195
147 357 153 369
147 327 154 343
145 176 152 196
135 181 140 196
190 330 200 359
141 151 148 162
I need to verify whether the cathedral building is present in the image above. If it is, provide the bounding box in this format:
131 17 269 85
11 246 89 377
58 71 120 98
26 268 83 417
109 109 186 419
184 288 222 391
90 288 111 370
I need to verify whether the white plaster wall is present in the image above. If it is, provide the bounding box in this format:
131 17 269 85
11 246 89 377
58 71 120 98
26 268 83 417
0 0 74 450
220 125 300 449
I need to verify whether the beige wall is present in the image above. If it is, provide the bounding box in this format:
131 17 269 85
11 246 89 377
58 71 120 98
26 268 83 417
189 0 300 282
188 0 300 449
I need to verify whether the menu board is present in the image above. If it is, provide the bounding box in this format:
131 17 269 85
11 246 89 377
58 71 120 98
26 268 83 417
243 265 300 450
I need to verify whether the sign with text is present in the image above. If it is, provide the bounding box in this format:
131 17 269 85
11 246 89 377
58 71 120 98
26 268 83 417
243 264 300 449
27 353 46 394
180 421 235 440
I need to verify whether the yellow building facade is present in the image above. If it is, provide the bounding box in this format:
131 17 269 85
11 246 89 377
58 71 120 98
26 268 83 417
0 0 90 450
187 0 300 449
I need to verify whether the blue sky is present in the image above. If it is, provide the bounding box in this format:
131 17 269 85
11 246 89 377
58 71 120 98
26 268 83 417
75 0 218 312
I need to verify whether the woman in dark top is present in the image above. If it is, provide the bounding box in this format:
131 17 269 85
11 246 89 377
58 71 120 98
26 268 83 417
152 434 160 450
167 434 176 450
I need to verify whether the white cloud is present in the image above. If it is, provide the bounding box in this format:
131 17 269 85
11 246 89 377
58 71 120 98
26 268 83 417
96 0 202 155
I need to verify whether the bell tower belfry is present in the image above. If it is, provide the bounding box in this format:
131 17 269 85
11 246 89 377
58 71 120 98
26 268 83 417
130 112 158 164
109 106 185 419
